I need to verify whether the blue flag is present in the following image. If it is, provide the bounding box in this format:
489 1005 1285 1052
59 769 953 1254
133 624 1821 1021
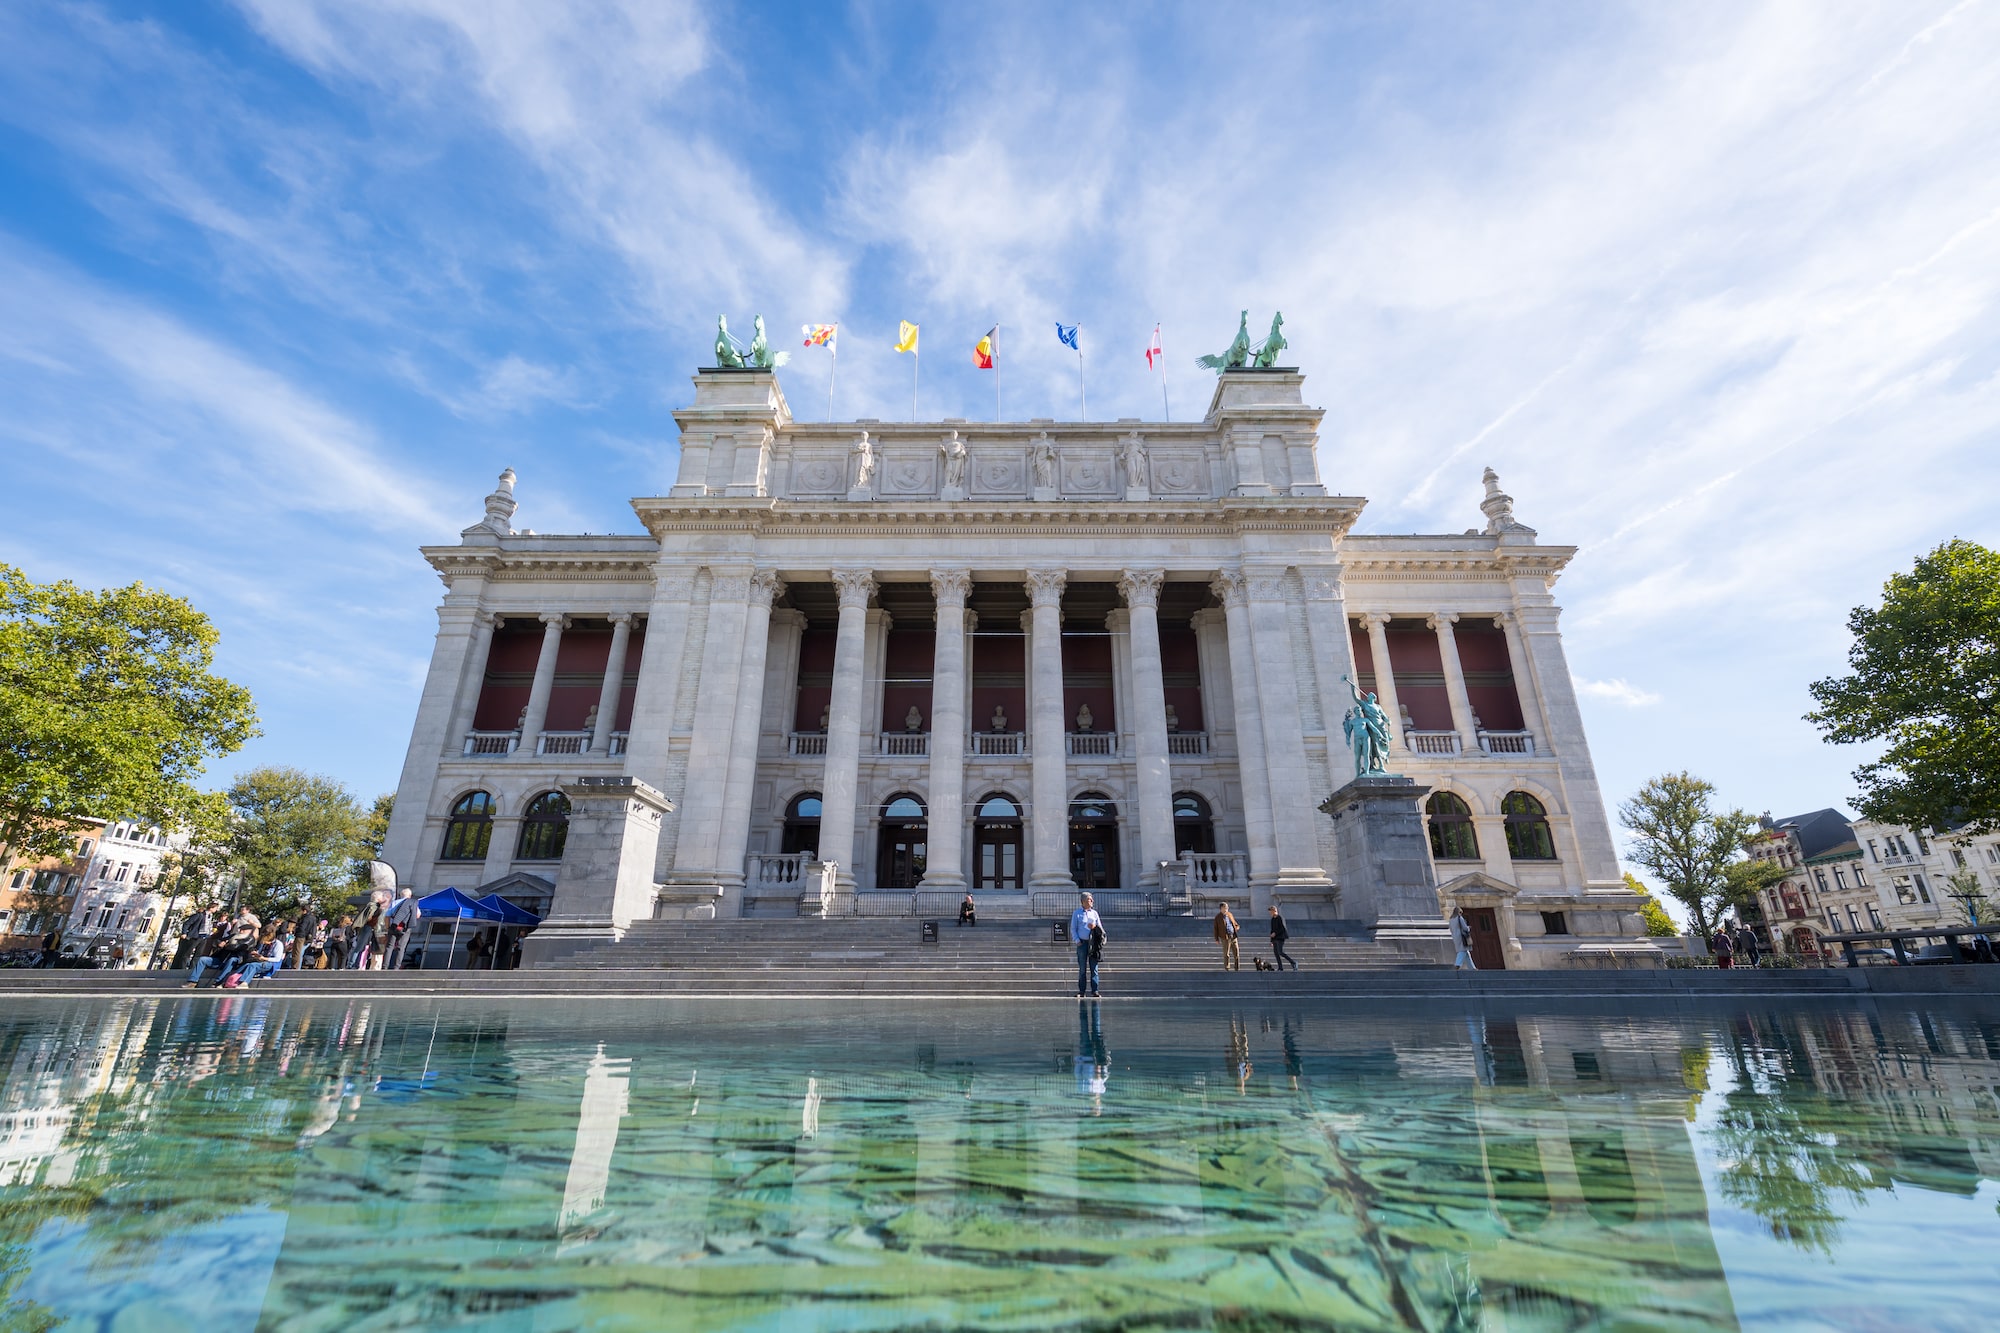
1056 323 1079 350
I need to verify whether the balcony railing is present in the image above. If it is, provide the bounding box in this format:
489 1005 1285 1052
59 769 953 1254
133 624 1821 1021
878 732 929 756
1478 730 1536 756
608 731 629 755
1067 732 1116 757
744 854 839 917
788 732 829 756
971 731 1025 756
1160 852 1249 904
1407 731 1460 756
537 730 593 755
463 730 518 755
1166 731 1209 756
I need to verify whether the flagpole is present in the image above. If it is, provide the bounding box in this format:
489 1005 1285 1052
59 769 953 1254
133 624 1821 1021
1078 342 1086 420
994 324 1002 422
1158 325 1171 422
913 343 919 422
827 327 838 422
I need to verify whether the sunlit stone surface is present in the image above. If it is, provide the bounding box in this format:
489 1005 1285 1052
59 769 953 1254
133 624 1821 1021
3 997 1998 1328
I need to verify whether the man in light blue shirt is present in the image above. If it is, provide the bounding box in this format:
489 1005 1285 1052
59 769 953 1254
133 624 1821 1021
1070 893 1104 997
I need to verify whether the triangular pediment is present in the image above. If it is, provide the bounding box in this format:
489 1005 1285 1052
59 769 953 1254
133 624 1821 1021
1436 870 1519 902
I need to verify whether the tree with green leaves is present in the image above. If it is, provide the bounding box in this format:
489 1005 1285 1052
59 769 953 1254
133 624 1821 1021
1808 539 2000 835
1622 872 1682 937
358 792 395 867
180 767 367 921
1618 773 1769 942
0 565 256 860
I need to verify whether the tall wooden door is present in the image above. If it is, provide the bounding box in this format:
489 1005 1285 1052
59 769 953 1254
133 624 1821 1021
1465 907 1506 970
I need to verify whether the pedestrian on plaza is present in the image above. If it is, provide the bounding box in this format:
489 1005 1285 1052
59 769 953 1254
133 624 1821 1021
173 909 213 970
326 915 352 970
38 930 61 967
1734 922 1762 968
1268 905 1299 972
384 888 420 970
1711 926 1735 969
349 894 384 969
1213 903 1241 971
1449 907 1476 971
1070 893 1104 998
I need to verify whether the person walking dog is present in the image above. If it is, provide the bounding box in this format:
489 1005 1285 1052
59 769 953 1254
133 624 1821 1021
1268 905 1298 971
1071 893 1104 998
1213 903 1241 971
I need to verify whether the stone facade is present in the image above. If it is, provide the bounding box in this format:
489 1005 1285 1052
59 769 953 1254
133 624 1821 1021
379 367 1655 968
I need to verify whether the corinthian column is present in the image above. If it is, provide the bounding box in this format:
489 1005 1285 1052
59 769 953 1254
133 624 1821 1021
818 570 875 894
517 613 568 755
1429 612 1481 755
924 571 972 890
1119 569 1174 888
588 613 635 755
1359 612 1406 754
713 571 786 913
1025 569 1074 889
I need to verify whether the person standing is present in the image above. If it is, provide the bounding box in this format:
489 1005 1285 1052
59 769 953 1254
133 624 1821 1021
1710 926 1735 969
1070 893 1104 998
383 889 420 970
1213 903 1241 971
38 929 61 967
1449 908 1476 971
349 894 382 969
1734 921 1762 968
1268 905 1298 971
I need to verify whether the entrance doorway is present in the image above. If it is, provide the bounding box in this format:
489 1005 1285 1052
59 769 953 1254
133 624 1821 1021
1069 793 1121 890
972 793 1023 891
781 792 821 858
1465 906 1507 970
1172 792 1215 855
876 794 927 888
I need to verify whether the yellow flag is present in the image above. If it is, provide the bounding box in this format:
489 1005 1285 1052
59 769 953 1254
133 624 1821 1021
894 321 919 354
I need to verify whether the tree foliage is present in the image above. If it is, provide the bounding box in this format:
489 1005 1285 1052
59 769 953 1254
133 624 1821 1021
1807 539 2000 834
1622 872 1682 937
1617 773 1764 941
0 565 255 859
182 767 367 921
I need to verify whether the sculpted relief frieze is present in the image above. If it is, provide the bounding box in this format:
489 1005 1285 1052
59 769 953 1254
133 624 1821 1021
1060 452 1117 496
1149 452 1206 495
790 453 846 495
776 435 1223 501
971 451 1027 498
879 452 938 496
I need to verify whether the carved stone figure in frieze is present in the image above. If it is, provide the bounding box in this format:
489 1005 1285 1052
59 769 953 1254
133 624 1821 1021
940 430 968 497
1030 434 1058 490
851 430 877 491
1118 432 1146 482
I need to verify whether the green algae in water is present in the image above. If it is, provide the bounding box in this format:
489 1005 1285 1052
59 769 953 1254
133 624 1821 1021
3 997 1999 1330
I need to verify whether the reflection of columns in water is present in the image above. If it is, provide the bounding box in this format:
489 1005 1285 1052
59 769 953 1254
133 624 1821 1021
560 1043 631 1231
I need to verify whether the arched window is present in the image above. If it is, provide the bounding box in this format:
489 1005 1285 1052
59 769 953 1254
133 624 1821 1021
883 795 926 821
1427 792 1480 861
877 794 927 889
515 791 571 861
440 791 495 861
1173 792 1215 855
783 793 822 857
1069 793 1120 889
1502 791 1556 860
977 794 1021 819
974 794 1023 891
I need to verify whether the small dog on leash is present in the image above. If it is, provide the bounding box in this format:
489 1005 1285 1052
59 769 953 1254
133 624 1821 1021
1253 957 1274 971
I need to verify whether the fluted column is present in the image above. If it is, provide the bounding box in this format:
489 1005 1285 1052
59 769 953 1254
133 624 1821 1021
1240 568 1335 891
588 614 635 754
1359 612 1406 754
1429 613 1481 755
1119 569 1174 888
924 571 972 890
1210 574 1279 896
714 572 786 912
1025 569 1073 889
517 613 568 755
819 571 875 894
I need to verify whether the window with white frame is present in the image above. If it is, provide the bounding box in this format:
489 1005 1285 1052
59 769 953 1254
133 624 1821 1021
1827 909 1841 931
1914 874 1931 903
1866 839 1879 860
1846 907 1861 931
1814 869 1829 891
1867 904 1883 929
1834 866 1849 889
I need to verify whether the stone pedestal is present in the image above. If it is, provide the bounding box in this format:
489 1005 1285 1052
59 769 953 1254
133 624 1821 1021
522 777 672 966
1318 775 1452 961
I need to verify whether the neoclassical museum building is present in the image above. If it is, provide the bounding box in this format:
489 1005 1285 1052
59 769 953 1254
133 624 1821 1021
379 367 1652 967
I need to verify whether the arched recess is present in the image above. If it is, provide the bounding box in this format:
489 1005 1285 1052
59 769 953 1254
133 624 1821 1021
876 792 928 889
1426 791 1480 862
515 791 571 862
972 792 1024 891
440 791 495 861
1172 791 1216 855
1068 792 1120 890
1502 791 1557 861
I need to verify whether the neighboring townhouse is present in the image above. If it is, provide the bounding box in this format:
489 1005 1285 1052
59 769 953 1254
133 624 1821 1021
1 821 103 952
1851 817 2000 931
59 820 194 965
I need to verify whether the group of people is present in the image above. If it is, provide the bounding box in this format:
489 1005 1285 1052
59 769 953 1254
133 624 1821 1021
1211 902 1298 972
1708 920 1765 969
180 889 423 987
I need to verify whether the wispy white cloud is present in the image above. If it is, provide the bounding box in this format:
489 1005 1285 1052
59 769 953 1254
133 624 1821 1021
1574 677 1664 708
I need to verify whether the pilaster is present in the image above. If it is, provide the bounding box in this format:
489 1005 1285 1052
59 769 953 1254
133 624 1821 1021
1241 567 1335 895
382 596 491 884
713 571 786 916
1210 574 1279 904
662 567 753 900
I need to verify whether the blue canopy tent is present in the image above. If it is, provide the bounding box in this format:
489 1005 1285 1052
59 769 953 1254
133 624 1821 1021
474 893 542 971
416 889 505 970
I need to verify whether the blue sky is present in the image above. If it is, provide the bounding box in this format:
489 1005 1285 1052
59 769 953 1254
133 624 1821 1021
3 1 1996 843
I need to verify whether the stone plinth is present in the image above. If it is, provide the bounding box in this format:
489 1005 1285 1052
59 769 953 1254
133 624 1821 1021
1318 775 1452 962
522 777 672 966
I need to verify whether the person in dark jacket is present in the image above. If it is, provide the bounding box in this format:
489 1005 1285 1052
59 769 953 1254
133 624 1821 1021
1733 922 1762 968
1268 905 1298 971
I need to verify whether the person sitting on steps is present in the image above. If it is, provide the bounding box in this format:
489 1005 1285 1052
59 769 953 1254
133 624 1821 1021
959 893 977 927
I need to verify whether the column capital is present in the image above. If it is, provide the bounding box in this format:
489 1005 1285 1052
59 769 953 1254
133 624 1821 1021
1117 568 1165 609
538 612 571 630
1209 570 1248 609
607 611 637 628
831 569 876 609
930 569 973 606
1243 569 1290 602
652 567 699 600
1426 612 1460 632
1299 566 1346 601
748 569 787 605
1024 568 1067 606
474 609 503 629
1360 610 1392 629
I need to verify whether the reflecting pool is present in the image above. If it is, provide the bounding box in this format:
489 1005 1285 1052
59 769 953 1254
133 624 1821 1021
3 996 1998 1330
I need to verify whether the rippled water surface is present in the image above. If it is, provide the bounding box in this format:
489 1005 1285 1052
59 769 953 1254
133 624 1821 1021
3 996 1998 1330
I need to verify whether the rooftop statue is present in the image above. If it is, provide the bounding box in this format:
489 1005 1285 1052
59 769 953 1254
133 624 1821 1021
714 315 746 369
1195 310 1252 372
1251 312 1287 368
1341 674 1395 778
747 315 790 370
